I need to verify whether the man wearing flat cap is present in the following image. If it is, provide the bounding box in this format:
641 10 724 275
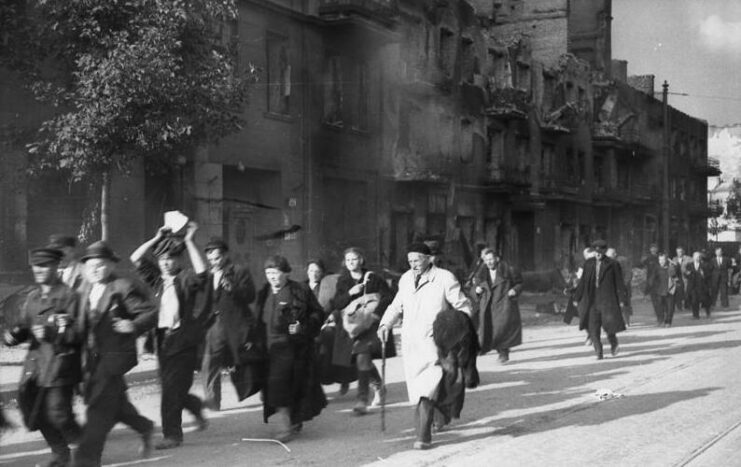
130 222 210 449
49 234 83 290
378 242 473 450
72 241 158 467
4 247 82 467
201 237 256 411
573 240 628 360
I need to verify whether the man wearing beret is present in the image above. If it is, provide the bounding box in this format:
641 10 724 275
573 240 628 360
378 243 472 450
201 238 256 411
72 241 158 467
130 222 210 449
4 247 82 467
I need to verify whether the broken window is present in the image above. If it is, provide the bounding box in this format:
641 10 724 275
461 36 475 83
541 143 555 177
323 56 343 125
543 71 556 110
350 62 369 131
427 193 447 238
577 150 586 184
516 60 530 91
593 154 604 188
398 100 411 150
439 27 456 78
488 129 504 166
267 32 291 115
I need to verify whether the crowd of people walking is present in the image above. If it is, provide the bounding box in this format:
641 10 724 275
2 216 740 465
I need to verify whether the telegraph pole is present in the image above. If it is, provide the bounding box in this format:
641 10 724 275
662 81 670 252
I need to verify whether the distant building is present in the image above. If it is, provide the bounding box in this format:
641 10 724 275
0 0 718 281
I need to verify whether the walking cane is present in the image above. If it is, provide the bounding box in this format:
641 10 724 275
381 329 387 433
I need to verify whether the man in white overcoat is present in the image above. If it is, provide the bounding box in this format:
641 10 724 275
378 243 472 450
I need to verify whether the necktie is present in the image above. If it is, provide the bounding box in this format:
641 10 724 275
414 274 421 289
595 260 601 287
158 278 180 329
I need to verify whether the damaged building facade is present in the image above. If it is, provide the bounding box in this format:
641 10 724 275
0 0 717 281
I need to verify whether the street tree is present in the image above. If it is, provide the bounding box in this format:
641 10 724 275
0 0 256 240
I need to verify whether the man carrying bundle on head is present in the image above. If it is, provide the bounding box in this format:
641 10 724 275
130 222 210 450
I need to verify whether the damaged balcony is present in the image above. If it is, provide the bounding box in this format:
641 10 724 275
690 157 722 177
485 88 529 120
387 149 452 182
540 175 581 197
592 122 651 156
487 164 531 189
318 0 399 28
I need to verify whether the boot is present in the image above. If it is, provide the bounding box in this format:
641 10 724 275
275 407 293 442
414 397 434 450
369 366 385 408
354 370 370 415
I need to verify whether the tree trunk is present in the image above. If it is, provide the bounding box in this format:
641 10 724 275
101 170 110 241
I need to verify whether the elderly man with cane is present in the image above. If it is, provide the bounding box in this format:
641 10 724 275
377 242 473 450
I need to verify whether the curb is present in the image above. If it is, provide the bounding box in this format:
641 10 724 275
0 368 160 405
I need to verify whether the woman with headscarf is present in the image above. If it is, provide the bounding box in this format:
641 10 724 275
256 256 326 442
330 247 395 415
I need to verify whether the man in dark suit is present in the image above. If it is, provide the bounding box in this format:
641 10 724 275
573 240 627 360
4 247 82 467
201 238 257 411
130 222 210 449
709 246 731 308
72 242 158 467
685 251 711 319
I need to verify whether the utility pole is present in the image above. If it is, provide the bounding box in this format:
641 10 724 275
662 81 670 252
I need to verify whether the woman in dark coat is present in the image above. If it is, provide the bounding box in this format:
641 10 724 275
256 255 327 442
308 260 355 393
473 248 523 363
330 247 394 415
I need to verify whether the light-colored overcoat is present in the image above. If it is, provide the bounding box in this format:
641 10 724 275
380 265 471 403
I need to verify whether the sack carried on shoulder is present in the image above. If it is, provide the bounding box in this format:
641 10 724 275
342 293 380 339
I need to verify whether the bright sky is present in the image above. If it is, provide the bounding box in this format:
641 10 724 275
612 0 741 126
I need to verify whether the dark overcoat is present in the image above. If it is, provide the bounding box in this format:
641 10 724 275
685 262 711 305
474 261 523 354
574 257 627 334
433 309 480 421
76 275 157 402
256 280 327 424
207 262 257 364
8 281 81 388
7 281 81 430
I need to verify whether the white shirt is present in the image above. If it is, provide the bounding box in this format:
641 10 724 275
212 269 224 291
488 268 497 284
89 283 106 311
158 278 180 329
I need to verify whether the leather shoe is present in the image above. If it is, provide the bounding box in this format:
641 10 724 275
596 353 604 360
203 399 220 411
195 412 208 431
155 437 182 450
353 400 368 415
413 441 432 450
611 344 620 357
139 424 154 458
